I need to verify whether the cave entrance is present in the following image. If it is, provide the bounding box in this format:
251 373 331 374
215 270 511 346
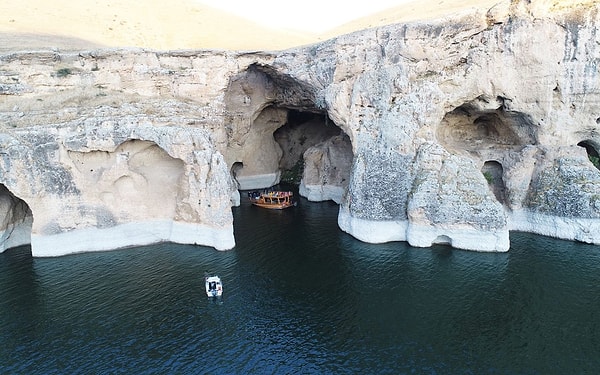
274 109 340 184
437 96 537 154
231 162 243 189
0 184 32 254
577 140 600 170
481 161 507 205
272 107 353 203
433 235 452 245
224 63 354 203
436 96 536 209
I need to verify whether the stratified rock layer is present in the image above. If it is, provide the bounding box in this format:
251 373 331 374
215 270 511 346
1 0 600 255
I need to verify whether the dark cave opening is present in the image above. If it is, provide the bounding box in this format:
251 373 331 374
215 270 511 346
432 235 452 246
231 162 244 188
481 160 507 205
273 108 342 184
578 140 600 170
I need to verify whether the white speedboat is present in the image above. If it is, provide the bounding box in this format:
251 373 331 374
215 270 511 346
205 275 223 297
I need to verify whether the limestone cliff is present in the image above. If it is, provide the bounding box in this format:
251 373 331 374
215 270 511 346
1 0 600 255
0 50 241 255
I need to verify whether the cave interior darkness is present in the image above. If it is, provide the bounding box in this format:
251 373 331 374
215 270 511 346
273 108 341 184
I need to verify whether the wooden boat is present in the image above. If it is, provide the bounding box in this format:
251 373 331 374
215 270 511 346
205 275 223 297
248 190 296 210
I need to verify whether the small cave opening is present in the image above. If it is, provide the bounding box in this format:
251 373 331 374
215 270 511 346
0 184 33 254
577 140 600 170
432 235 452 246
231 162 243 188
437 96 537 153
481 160 507 205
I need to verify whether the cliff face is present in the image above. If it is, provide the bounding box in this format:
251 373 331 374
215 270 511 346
0 50 243 255
1 0 600 255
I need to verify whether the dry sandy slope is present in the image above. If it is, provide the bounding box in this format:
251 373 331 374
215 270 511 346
0 0 314 52
0 0 593 52
324 0 500 38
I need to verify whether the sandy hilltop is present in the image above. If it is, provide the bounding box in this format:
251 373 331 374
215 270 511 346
0 0 509 52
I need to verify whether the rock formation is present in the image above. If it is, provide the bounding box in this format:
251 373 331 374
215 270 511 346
0 50 239 256
1 0 600 255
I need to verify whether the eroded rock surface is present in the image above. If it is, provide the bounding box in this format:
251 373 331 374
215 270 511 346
2 0 600 255
300 134 353 203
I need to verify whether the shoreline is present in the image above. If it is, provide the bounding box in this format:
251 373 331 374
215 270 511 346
29 220 235 257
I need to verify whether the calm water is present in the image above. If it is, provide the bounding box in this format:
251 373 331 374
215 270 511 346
2 196 600 374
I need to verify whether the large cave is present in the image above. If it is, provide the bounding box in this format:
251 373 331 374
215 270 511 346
225 64 353 203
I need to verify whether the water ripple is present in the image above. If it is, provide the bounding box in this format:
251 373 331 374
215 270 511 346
2 203 600 374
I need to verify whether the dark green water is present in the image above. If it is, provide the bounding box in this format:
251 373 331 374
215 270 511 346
1 197 600 374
